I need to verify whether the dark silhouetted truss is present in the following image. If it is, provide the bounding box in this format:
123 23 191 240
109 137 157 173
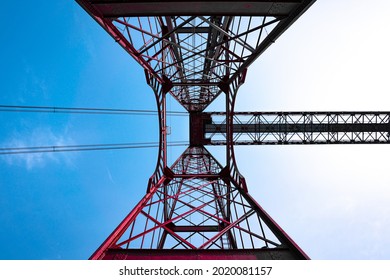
74 0 389 260
195 111 390 145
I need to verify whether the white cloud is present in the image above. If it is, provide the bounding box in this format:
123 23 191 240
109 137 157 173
19 64 50 101
2 126 76 170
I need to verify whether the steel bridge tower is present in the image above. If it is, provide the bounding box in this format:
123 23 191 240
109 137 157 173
76 1 390 260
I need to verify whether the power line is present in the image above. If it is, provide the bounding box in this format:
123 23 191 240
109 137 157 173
0 105 188 116
0 141 189 155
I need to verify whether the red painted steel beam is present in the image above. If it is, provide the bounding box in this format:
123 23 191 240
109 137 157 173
236 187 310 260
89 175 167 259
198 209 256 249
168 224 220 232
172 174 221 179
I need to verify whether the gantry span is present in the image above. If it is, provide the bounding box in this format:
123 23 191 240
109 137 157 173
76 1 389 260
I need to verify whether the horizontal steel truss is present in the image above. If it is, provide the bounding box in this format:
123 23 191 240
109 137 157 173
76 0 315 111
205 111 390 145
90 146 308 260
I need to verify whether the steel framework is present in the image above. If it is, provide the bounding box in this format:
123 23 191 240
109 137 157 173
76 0 388 260
199 111 390 145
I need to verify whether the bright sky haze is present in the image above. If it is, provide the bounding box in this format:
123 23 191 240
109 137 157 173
1 0 390 260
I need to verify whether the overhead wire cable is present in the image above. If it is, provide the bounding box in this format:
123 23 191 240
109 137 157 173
0 141 189 155
0 105 188 116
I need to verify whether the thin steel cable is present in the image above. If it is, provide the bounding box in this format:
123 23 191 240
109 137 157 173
0 105 188 116
0 141 189 155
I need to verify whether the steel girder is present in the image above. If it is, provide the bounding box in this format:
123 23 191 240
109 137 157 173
203 111 390 145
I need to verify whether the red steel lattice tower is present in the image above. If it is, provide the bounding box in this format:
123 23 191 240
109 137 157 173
75 0 334 260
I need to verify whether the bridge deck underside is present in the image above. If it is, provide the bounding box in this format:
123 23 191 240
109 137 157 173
89 1 308 17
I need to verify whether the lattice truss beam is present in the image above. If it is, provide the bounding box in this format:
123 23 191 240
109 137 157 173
92 147 306 259
77 0 314 111
204 112 390 145
118 147 274 250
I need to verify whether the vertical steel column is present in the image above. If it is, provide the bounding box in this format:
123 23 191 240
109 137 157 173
219 70 248 192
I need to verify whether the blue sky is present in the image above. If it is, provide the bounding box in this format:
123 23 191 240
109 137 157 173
1 0 390 260
0 1 187 259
